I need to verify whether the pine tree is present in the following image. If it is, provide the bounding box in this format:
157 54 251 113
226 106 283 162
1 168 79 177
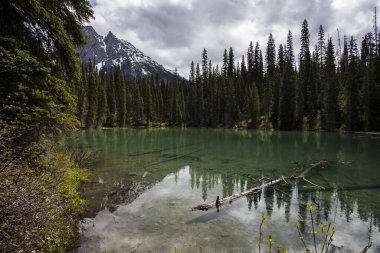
85 60 99 128
279 30 296 130
362 32 379 130
190 61 195 84
266 34 276 77
317 25 326 68
97 71 107 127
222 49 228 79
143 78 153 125
241 55 247 81
322 38 339 131
106 70 117 126
344 36 361 130
249 82 260 128
254 43 263 99
202 48 208 81
272 44 285 129
299 19 314 129
264 34 276 128
228 47 235 79
78 64 88 127
247 42 254 84
116 67 126 127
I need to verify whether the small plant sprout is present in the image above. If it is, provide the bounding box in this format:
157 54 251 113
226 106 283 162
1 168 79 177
277 246 289 253
267 235 274 252
296 204 341 253
296 222 307 248
320 222 332 253
258 213 267 253
308 204 318 253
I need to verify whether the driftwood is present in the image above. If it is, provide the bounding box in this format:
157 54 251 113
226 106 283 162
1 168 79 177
191 160 327 211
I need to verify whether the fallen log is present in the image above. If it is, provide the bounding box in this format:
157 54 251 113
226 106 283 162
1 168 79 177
191 160 327 211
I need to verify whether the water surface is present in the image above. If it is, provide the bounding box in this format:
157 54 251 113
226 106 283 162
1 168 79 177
68 128 380 252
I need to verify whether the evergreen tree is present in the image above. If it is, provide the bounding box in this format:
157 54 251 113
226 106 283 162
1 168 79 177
0 0 93 141
317 25 326 68
116 68 126 127
222 49 228 79
272 44 285 129
254 43 263 99
228 47 235 79
322 38 339 131
202 48 209 81
78 65 88 127
362 33 379 130
106 70 117 126
279 30 296 130
266 34 276 77
241 55 247 81
85 60 99 128
143 78 153 125
344 36 361 130
264 34 276 128
97 72 107 127
190 61 195 84
247 42 254 84
249 82 260 128
299 19 314 129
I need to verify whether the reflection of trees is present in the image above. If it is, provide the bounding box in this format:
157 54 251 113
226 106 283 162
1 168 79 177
283 187 292 222
189 165 380 234
68 128 380 232
264 187 274 217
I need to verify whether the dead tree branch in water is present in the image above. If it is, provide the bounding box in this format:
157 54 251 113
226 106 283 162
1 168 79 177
191 160 327 211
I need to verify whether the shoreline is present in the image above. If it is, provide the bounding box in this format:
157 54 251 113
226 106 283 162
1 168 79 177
77 125 380 135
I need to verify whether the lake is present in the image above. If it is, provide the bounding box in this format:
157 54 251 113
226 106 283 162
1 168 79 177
68 128 380 252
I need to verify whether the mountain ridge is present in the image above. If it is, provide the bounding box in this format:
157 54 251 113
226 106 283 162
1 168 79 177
78 26 176 79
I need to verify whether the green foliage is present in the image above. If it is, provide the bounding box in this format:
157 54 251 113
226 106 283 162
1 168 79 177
37 154 89 252
0 1 93 252
0 39 78 137
0 0 93 141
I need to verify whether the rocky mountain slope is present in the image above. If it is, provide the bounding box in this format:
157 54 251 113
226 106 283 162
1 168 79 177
78 26 176 79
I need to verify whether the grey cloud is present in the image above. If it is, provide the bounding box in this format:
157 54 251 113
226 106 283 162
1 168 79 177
90 0 379 76
113 5 193 48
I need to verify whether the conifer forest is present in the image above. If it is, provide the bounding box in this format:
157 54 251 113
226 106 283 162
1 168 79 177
79 19 380 132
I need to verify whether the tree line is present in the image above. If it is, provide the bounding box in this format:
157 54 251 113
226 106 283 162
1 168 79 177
79 18 380 131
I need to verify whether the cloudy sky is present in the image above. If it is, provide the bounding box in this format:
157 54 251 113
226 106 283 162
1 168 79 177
88 0 378 76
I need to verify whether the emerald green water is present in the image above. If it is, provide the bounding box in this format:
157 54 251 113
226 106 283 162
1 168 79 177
70 128 380 252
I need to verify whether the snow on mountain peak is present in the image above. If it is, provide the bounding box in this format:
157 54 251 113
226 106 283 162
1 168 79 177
78 26 176 80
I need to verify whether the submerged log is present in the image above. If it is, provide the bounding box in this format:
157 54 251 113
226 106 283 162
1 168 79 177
191 160 327 211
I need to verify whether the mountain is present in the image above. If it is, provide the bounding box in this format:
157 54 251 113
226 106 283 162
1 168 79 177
78 26 176 79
